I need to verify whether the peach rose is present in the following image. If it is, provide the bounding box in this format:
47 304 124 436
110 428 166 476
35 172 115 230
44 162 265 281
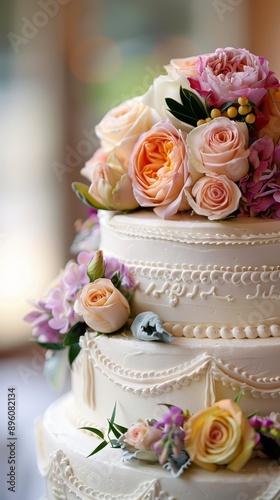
95 97 160 162
184 399 256 472
123 419 162 450
164 55 200 77
129 121 194 219
74 278 130 333
164 54 212 77
185 174 241 220
259 88 280 144
187 117 249 182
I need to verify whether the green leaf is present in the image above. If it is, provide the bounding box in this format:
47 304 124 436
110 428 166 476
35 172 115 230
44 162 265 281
107 419 122 439
259 433 280 460
110 402 117 424
64 322 87 346
79 427 105 440
219 100 237 112
180 87 208 118
68 343 81 366
233 390 243 404
165 97 195 121
36 341 65 351
71 182 108 210
87 439 109 458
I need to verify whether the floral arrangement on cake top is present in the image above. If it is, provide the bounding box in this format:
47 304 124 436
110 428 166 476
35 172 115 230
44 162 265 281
83 396 280 477
73 47 280 220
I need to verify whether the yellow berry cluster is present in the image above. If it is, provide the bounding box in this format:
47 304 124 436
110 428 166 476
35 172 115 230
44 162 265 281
197 96 256 126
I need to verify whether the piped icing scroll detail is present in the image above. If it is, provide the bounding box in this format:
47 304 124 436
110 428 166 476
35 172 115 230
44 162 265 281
48 449 173 500
83 334 280 407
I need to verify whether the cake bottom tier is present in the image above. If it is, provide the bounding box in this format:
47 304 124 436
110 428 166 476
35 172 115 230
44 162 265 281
36 393 280 500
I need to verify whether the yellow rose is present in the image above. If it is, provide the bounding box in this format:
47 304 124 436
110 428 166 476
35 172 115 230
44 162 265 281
184 399 256 472
259 87 280 144
74 278 130 333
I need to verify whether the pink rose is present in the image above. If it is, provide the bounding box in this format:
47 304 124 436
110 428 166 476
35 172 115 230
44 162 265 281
189 47 279 107
129 121 194 219
74 278 130 333
259 88 280 144
187 117 249 182
185 174 241 220
184 399 256 472
123 419 162 450
95 97 160 163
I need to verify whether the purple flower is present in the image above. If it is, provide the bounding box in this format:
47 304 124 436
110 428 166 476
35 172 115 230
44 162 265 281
24 251 94 342
238 135 280 218
152 406 186 464
24 300 62 343
104 256 135 292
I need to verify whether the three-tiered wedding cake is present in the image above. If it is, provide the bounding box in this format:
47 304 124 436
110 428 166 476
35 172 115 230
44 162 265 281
27 47 280 499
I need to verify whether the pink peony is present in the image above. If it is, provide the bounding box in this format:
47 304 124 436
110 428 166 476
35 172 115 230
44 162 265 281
188 47 279 108
238 135 280 218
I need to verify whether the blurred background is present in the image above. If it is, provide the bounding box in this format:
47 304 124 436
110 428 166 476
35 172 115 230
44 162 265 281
0 0 279 498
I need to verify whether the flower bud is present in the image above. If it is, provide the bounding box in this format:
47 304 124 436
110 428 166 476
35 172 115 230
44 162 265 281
87 250 105 282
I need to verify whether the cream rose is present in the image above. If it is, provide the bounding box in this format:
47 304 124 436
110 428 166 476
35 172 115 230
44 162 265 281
129 121 193 219
187 117 249 182
184 399 256 472
95 97 160 161
123 419 162 450
142 70 196 132
85 149 139 211
74 278 130 333
185 174 241 220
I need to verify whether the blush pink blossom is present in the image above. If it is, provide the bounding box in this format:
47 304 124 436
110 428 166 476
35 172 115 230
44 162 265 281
188 47 279 107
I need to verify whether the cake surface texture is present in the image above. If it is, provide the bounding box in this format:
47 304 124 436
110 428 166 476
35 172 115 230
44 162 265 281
25 46 280 499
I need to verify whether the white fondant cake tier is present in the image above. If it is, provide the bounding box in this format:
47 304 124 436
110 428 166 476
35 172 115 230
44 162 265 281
99 210 280 338
36 393 280 500
71 332 280 429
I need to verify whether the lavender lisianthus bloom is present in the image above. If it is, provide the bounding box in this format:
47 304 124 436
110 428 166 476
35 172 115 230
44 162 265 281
153 406 186 465
104 256 135 292
24 251 94 343
24 299 63 343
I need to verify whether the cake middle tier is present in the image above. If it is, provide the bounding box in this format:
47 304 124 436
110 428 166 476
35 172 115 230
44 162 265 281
72 332 280 430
